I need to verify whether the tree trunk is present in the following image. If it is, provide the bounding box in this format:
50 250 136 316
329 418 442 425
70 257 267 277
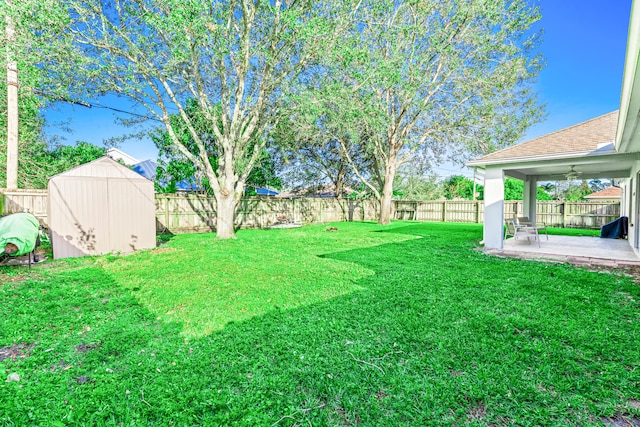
216 191 238 239
378 165 396 225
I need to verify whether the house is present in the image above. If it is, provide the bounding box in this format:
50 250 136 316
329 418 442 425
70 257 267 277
467 0 640 253
132 159 204 192
247 186 279 196
106 147 139 166
584 186 622 203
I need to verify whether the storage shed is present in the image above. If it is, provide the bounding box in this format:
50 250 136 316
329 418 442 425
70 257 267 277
48 156 156 259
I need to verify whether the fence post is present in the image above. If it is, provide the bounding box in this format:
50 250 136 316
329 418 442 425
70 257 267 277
561 202 567 228
442 201 447 222
292 198 297 223
164 196 170 231
475 201 480 223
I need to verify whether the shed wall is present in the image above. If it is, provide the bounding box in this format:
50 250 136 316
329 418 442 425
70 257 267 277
49 175 155 259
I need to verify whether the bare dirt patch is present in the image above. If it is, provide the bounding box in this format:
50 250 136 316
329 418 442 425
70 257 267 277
149 247 176 254
602 414 640 427
464 400 487 423
76 343 100 353
0 273 26 284
0 343 35 362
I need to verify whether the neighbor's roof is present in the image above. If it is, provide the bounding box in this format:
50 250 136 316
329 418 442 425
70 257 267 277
133 159 205 192
585 186 621 199
469 111 619 165
133 159 159 181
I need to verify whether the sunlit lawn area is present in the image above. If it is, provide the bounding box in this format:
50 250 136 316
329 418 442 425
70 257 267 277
1 222 639 426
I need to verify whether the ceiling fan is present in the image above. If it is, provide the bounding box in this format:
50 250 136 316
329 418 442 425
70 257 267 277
565 165 582 180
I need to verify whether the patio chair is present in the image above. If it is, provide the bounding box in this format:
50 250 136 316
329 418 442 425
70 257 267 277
505 218 540 247
517 216 548 240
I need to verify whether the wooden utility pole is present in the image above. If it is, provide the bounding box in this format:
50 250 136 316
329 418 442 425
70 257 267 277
6 4 18 189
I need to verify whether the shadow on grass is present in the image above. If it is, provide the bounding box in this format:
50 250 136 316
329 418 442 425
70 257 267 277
1 223 639 426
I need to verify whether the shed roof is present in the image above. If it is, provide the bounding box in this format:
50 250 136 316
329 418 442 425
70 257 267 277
50 156 151 181
471 111 619 164
585 186 621 199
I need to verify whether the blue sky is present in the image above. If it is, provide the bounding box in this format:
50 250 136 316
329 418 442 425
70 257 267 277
43 0 633 176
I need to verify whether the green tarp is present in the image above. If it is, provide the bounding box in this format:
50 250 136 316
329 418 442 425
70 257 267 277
0 213 40 256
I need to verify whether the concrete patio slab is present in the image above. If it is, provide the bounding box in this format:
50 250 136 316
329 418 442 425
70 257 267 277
483 235 640 268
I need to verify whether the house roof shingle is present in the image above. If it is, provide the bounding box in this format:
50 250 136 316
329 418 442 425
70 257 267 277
585 186 621 199
473 111 619 163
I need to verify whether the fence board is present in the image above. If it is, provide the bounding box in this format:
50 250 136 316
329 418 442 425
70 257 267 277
0 189 49 226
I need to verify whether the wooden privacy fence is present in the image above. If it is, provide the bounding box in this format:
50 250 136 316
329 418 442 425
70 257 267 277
503 200 621 229
0 189 48 225
0 189 621 232
397 200 619 229
154 194 380 233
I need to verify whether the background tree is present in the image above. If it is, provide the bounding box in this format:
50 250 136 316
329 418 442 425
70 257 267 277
588 179 611 192
291 0 544 224
503 178 551 201
7 0 355 238
274 117 372 198
0 91 49 188
443 175 483 200
47 142 106 174
0 79 103 188
0 89 104 188
539 182 556 199
393 168 442 200
562 180 592 201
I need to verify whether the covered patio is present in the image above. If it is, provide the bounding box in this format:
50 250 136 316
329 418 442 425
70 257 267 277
467 111 640 254
468 1 640 265
491 234 640 266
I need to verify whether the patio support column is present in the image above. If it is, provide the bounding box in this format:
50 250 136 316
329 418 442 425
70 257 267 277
483 167 505 249
523 176 538 222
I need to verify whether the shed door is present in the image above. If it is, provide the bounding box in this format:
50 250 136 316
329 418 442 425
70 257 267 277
49 177 110 259
106 178 156 253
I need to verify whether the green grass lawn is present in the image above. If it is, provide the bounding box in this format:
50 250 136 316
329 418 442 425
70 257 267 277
1 222 639 426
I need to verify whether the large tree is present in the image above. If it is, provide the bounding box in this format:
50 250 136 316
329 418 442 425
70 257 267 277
6 0 355 238
151 100 282 194
292 0 544 224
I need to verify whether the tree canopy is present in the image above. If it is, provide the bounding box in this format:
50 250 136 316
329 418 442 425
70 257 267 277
503 178 551 201
5 0 356 238
0 77 104 188
150 99 281 195
288 0 544 224
6 0 544 231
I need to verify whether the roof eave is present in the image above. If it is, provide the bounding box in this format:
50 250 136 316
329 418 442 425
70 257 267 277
585 196 621 199
465 149 615 168
616 0 640 153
